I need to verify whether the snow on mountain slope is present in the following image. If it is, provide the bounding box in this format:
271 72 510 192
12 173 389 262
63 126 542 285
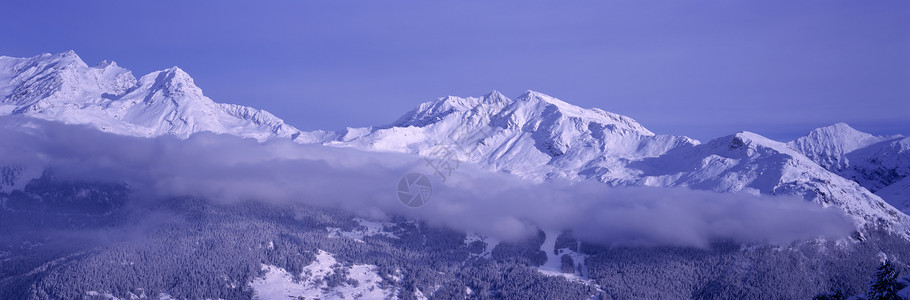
843 137 910 191
0 51 312 141
788 123 897 171
327 92 908 232
250 250 393 299
632 132 907 229
1 51 906 234
326 90 698 182
789 124 909 213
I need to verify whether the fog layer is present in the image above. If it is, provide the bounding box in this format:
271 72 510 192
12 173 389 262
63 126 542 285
0 117 855 247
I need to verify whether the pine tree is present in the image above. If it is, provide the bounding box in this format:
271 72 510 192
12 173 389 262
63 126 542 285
867 260 907 300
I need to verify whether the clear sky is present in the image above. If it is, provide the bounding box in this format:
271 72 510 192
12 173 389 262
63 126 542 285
1 1 907 141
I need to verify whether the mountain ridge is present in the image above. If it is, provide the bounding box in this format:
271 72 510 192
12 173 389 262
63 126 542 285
788 122 901 171
0 51 306 141
323 89 907 232
1 51 907 235
789 123 910 213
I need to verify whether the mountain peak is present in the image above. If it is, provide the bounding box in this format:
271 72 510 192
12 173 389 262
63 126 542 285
95 60 119 68
483 90 510 104
163 66 188 75
0 52 302 142
56 49 79 59
786 124 910 214
516 90 562 103
719 131 790 153
518 89 544 97
50 50 87 68
1 51 100 107
828 121 851 128
143 66 203 98
788 123 895 171
390 91 656 137
17 50 88 71
515 90 588 111
161 66 194 82
733 131 765 141
812 122 865 136
485 90 505 97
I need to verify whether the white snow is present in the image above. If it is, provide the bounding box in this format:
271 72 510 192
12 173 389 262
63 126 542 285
539 230 562 274
0 51 308 142
789 124 910 214
2 51 907 235
788 122 896 170
328 91 909 233
328 89 697 186
0 104 14 116
250 250 391 299
85 291 116 299
844 137 910 191
537 230 589 282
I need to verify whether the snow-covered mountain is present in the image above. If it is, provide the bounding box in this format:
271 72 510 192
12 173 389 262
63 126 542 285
788 123 897 171
326 90 697 182
789 123 909 213
842 137 910 191
633 131 906 228
0 51 310 141
325 92 908 231
1 51 907 234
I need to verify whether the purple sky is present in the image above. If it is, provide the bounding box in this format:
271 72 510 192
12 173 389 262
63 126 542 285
1 1 907 141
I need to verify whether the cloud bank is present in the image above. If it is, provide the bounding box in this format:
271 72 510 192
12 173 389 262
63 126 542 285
0 116 855 247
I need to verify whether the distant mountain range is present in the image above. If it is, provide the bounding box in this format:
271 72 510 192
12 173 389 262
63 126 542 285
0 51 305 141
790 123 910 212
2 51 907 234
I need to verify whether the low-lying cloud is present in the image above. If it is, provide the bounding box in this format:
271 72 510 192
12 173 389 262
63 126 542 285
0 116 855 247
